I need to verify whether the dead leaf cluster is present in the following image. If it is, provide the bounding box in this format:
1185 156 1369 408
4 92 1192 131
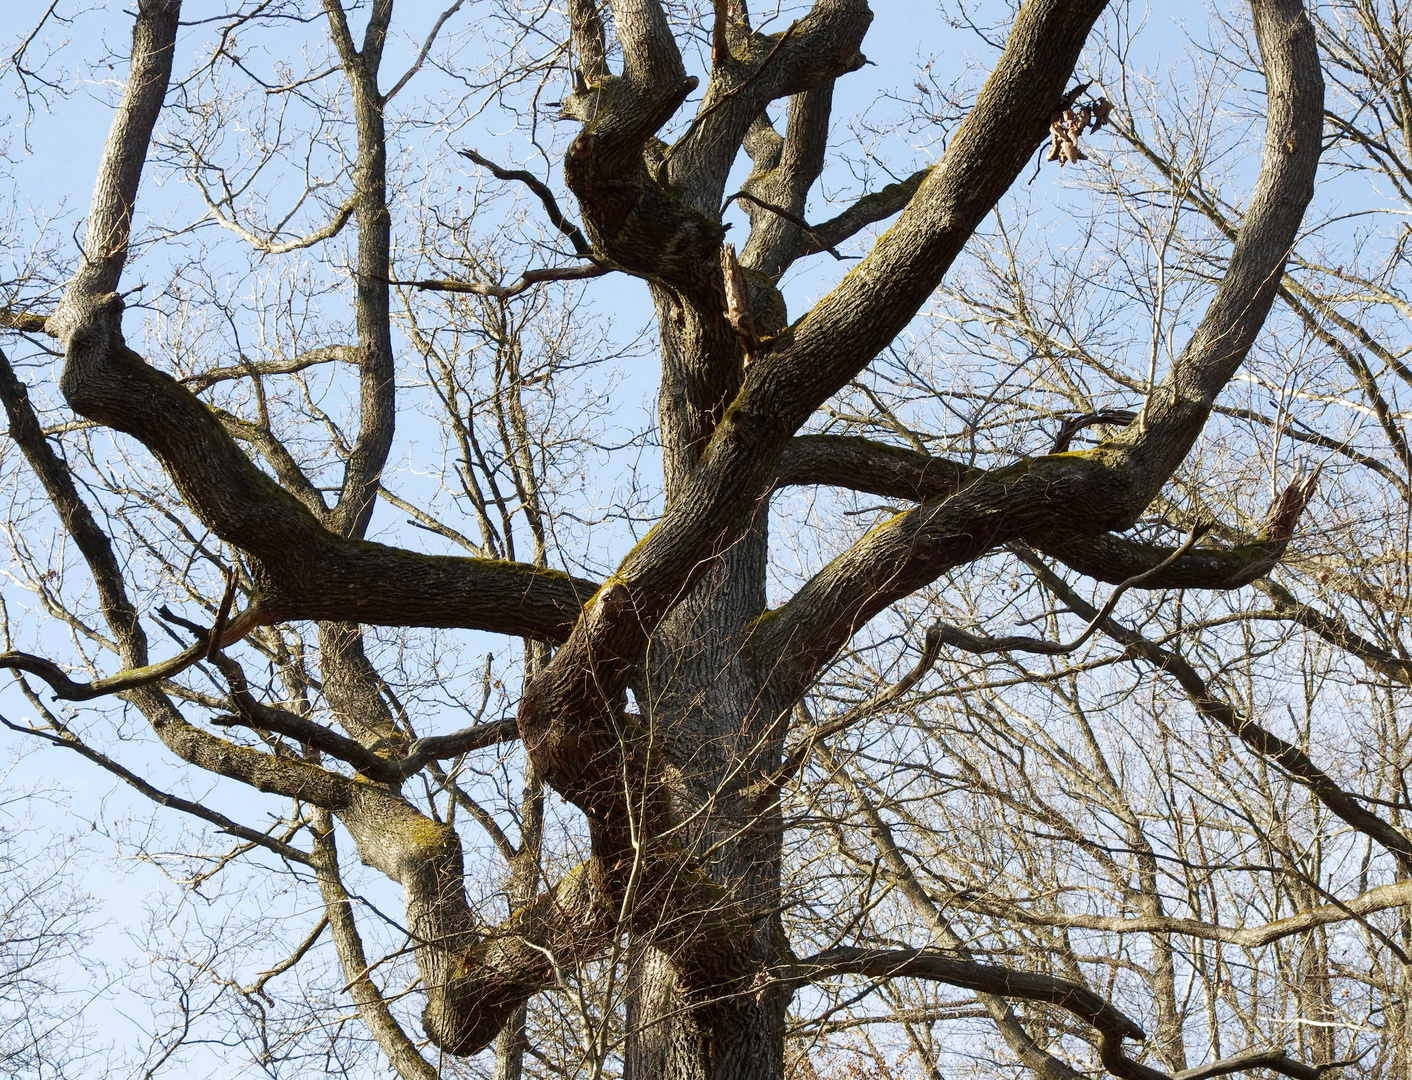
1047 96 1112 165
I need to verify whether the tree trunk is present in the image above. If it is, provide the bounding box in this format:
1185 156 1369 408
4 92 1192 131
623 327 787 1075
624 948 786 1080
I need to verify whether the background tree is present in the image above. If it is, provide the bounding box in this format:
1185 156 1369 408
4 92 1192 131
0 770 100 1079
5 0 1401 1078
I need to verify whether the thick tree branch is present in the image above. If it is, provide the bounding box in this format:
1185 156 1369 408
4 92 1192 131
739 79 839 276
0 307 51 334
611 0 686 96
311 811 439 1080
774 433 977 499
49 0 179 330
783 949 1345 1080
322 0 396 541
774 435 1317 591
1040 469 1319 590
568 0 608 84
512 1 1120 1015
663 3 871 206
749 0 1320 701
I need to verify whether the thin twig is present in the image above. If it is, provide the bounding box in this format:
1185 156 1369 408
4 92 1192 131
760 623 946 800
383 0 465 102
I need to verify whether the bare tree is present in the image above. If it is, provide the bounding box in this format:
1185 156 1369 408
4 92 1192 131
0 769 100 1079
0 0 1386 1078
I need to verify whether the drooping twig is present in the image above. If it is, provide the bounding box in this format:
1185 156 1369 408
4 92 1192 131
936 524 1211 658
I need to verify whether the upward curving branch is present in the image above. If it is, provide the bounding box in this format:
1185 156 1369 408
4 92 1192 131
751 0 1322 704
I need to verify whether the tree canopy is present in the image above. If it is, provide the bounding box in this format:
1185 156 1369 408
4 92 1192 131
6 0 1412 1077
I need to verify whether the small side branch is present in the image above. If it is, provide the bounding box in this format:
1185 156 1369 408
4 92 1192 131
0 307 51 335
243 916 328 999
459 149 592 255
801 167 933 258
392 263 607 300
211 677 519 783
723 190 853 261
181 345 359 394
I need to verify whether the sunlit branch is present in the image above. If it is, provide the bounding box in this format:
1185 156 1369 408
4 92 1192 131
394 263 608 300
783 948 1351 1080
